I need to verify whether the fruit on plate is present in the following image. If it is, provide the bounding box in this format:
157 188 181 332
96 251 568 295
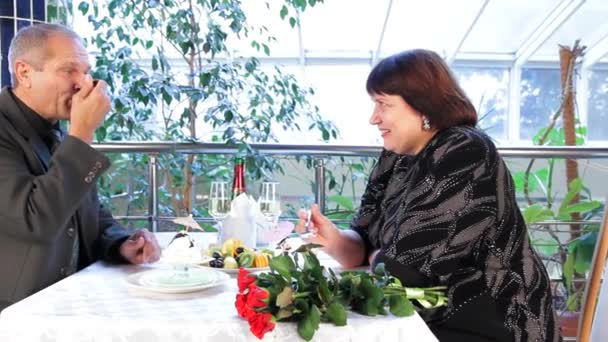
253 251 270 268
202 238 273 269
221 238 244 257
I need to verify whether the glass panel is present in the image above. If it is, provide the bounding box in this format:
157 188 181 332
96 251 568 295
454 67 509 140
17 0 31 19
520 68 561 141
461 0 557 54
533 0 608 60
33 0 45 21
1 18 15 87
0 1 14 17
588 69 608 141
287 64 378 146
17 20 32 31
380 0 486 57
299 0 388 54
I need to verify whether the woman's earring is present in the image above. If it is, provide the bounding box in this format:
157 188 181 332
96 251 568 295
422 116 431 131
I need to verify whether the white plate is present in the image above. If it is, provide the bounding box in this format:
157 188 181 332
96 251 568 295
126 268 229 294
196 265 270 274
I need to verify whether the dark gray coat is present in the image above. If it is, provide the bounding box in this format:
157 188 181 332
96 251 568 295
0 87 130 311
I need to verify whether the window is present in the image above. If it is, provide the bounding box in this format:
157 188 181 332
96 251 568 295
588 69 608 142
520 68 561 141
455 67 509 141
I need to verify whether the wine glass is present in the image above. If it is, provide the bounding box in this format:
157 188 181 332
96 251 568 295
209 181 231 242
258 181 281 246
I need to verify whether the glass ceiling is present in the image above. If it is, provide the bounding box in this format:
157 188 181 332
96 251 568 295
226 0 608 66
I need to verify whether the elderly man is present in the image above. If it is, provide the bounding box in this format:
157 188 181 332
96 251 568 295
0 23 161 311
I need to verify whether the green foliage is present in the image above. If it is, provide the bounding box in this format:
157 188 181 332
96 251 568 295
517 113 604 312
245 244 446 341
47 0 73 24
77 0 338 218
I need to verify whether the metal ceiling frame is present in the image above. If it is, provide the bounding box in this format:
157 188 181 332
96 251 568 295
373 0 393 65
514 0 585 67
446 0 489 65
582 31 608 69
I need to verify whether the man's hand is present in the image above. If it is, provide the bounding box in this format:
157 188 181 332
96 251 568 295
68 78 111 144
119 229 161 264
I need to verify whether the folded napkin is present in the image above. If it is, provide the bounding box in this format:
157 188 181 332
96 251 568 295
221 193 259 247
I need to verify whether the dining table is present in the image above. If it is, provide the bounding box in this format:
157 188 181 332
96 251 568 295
0 232 439 342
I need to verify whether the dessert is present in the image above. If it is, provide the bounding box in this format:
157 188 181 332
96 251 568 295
163 231 201 264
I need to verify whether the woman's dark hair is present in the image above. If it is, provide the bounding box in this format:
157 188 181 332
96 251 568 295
366 49 477 130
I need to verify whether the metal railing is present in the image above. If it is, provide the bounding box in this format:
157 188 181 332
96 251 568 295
93 142 608 232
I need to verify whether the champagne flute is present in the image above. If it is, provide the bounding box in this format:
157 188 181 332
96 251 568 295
259 181 280 246
209 181 231 242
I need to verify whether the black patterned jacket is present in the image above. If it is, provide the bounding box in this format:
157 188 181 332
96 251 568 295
352 126 559 342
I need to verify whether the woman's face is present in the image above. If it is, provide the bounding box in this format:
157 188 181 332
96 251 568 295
369 93 433 155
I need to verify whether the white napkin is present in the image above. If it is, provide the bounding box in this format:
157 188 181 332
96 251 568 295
220 193 258 247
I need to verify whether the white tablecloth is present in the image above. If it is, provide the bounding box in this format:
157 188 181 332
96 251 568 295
0 233 438 342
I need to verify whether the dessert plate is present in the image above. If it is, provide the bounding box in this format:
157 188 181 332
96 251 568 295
126 268 229 294
196 265 269 275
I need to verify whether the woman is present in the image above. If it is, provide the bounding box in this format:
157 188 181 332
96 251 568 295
296 49 559 341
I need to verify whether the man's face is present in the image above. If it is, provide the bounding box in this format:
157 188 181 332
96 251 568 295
25 34 91 121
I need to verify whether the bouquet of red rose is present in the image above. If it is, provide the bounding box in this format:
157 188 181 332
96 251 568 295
235 244 447 341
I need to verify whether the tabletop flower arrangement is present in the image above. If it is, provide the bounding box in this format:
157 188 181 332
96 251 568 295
235 244 447 340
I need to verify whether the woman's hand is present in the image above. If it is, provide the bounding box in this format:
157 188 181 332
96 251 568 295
294 204 341 254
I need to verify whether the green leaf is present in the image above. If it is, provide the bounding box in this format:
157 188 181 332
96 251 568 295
78 2 89 15
357 278 383 316
199 72 212 87
389 295 415 316
280 5 288 19
574 232 597 274
321 128 330 141
269 255 296 279
327 195 354 211
558 201 601 219
297 304 321 341
326 302 347 326
224 110 234 122
522 204 554 225
531 238 560 256
289 17 297 28
559 178 584 213
318 277 332 303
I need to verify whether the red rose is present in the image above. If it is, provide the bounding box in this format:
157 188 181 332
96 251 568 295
237 267 256 292
248 312 276 339
235 293 254 319
247 286 269 309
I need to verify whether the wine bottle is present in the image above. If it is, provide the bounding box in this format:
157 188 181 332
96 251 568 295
231 156 246 199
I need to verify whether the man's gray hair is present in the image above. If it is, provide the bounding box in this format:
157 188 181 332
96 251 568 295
8 23 82 87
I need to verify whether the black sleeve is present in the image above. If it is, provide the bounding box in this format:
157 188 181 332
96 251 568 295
350 149 405 258
97 203 130 263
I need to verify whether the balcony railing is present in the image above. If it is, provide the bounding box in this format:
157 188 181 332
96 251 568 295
93 142 608 232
